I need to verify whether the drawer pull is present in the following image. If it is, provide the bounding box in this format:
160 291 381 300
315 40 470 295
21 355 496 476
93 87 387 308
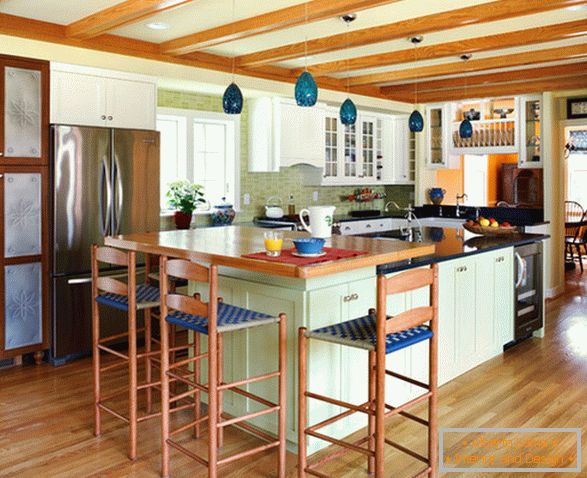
457 266 468 272
343 293 359 302
496 256 504 263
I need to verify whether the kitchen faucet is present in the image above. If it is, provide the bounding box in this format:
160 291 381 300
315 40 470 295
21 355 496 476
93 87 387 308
455 193 468 218
385 201 423 237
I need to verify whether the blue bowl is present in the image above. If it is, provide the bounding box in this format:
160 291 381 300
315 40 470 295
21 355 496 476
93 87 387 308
292 238 325 255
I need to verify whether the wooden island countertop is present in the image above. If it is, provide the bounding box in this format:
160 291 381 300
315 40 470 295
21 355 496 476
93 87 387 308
105 226 435 279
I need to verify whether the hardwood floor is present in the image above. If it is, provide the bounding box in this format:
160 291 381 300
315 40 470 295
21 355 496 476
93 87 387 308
0 272 585 477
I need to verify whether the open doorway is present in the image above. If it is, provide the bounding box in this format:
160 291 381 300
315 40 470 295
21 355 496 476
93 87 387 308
564 125 587 274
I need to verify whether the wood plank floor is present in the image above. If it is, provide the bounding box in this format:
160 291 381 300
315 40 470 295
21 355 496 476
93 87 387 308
0 271 585 477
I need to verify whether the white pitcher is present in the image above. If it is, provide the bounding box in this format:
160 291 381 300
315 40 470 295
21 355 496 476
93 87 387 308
299 206 336 238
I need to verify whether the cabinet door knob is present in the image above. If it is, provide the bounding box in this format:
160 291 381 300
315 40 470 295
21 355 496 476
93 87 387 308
108 116 113 121
343 295 351 302
0 174 3 178
0 151 3 156
350 293 359 300
101 115 106 120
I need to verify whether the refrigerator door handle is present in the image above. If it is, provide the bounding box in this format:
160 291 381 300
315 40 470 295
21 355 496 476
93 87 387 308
99 155 112 236
113 153 124 235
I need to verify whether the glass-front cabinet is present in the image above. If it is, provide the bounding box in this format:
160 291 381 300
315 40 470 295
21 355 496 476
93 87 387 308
320 107 412 185
425 103 458 169
1 59 48 165
0 55 49 363
519 95 542 168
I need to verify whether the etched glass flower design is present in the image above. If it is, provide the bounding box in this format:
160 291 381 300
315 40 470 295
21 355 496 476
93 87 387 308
9 97 39 128
223 83 243 114
7 291 38 323
409 110 424 133
340 98 357 125
295 72 318 107
8 199 38 228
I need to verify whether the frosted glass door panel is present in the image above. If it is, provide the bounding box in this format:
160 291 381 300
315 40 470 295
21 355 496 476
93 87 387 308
4 173 42 257
4 263 43 350
4 67 42 158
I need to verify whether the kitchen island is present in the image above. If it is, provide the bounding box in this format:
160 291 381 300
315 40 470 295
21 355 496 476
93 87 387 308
105 226 546 455
105 226 435 453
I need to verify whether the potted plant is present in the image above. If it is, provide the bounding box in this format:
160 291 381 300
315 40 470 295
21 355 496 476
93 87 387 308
166 180 206 229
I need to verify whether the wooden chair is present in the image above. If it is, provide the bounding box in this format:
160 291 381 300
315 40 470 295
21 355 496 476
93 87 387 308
159 257 287 478
298 265 439 478
565 201 585 267
92 245 163 460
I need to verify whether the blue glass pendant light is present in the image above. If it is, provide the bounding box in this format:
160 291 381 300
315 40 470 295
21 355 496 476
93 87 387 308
408 36 425 133
295 71 318 107
340 98 357 125
223 82 243 114
458 53 473 139
409 110 424 132
459 118 473 138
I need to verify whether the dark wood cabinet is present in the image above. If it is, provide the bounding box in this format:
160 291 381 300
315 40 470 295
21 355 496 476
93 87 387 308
501 164 543 208
0 55 50 364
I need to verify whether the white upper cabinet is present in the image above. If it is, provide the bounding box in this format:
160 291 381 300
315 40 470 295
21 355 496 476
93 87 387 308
50 63 157 130
248 97 325 172
425 103 460 169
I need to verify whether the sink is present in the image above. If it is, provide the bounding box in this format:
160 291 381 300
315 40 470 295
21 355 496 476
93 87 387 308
417 217 465 229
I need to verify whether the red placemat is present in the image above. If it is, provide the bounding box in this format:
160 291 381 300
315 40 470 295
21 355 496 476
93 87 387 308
242 247 368 266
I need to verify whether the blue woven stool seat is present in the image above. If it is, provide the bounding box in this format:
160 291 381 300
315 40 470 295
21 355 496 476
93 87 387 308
306 314 432 354
96 284 160 311
166 302 278 335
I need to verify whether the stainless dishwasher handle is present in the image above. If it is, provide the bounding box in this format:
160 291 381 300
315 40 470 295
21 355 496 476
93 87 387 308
515 252 526 289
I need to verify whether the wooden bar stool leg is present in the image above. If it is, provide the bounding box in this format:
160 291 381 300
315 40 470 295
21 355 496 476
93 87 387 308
92 258 101 437
208 266 219 478
193 331 202 439
297 328 308 478
368 351 376 475
375 278 387 478
217 333 224 449
277 314 287 478
160 258 171 478
429 273 439 478
129 306 138 460
145 308 153 415
170 324 177 398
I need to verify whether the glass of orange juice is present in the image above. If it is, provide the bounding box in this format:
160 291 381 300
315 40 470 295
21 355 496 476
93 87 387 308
264 231 284 257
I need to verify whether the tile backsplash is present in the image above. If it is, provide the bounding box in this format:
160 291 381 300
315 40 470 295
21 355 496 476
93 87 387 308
158 89 414 227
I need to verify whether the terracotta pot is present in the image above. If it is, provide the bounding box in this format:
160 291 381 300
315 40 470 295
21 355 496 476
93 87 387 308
174 211 192 229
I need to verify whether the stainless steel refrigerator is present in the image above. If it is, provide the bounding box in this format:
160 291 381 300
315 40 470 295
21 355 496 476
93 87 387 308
50 125 160 364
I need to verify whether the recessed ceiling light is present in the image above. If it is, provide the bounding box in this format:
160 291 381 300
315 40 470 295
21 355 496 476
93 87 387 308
567 4 587 10
146 22 170 30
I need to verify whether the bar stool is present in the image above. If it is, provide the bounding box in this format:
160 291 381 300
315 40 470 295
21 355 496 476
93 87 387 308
92 245 163 460
298 265 439 478
159 257 287 478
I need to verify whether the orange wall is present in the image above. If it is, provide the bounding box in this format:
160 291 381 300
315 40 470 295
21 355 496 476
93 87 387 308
488 154 518 206
432 154 518 206
435 157 463 204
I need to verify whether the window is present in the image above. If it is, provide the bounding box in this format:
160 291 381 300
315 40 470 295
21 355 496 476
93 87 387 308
157 107 240 212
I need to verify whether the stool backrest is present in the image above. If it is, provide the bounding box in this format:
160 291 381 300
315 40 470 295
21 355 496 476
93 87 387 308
160 257 219 333
92 245 134 297
378 265 438 335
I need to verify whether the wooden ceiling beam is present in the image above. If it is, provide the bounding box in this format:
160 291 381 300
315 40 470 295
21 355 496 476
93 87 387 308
236 0 587 68
160 0 401 56
348 43 587 87
396 75 587 103
66 0 194 40
382 62 587 96
0 13 389 102
309 19 587 76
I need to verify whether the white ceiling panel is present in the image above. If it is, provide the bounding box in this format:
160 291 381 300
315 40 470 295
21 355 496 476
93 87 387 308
0 0 125 25
113 0 306 43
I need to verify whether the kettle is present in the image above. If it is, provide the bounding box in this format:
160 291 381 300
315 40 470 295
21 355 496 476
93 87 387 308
265 196 284 219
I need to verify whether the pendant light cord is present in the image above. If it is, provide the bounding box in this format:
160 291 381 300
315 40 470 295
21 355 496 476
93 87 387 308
346 19 350 96
413 41 418 105
304 2 308 71
231 0 236 82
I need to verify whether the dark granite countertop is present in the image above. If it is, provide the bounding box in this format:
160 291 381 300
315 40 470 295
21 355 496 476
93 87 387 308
365 226 549 274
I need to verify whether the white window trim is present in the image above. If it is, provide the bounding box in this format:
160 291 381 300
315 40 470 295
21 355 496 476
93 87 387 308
158 107 241 214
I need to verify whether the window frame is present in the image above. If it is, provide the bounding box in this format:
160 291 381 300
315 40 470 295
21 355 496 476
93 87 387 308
157 107 241 214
